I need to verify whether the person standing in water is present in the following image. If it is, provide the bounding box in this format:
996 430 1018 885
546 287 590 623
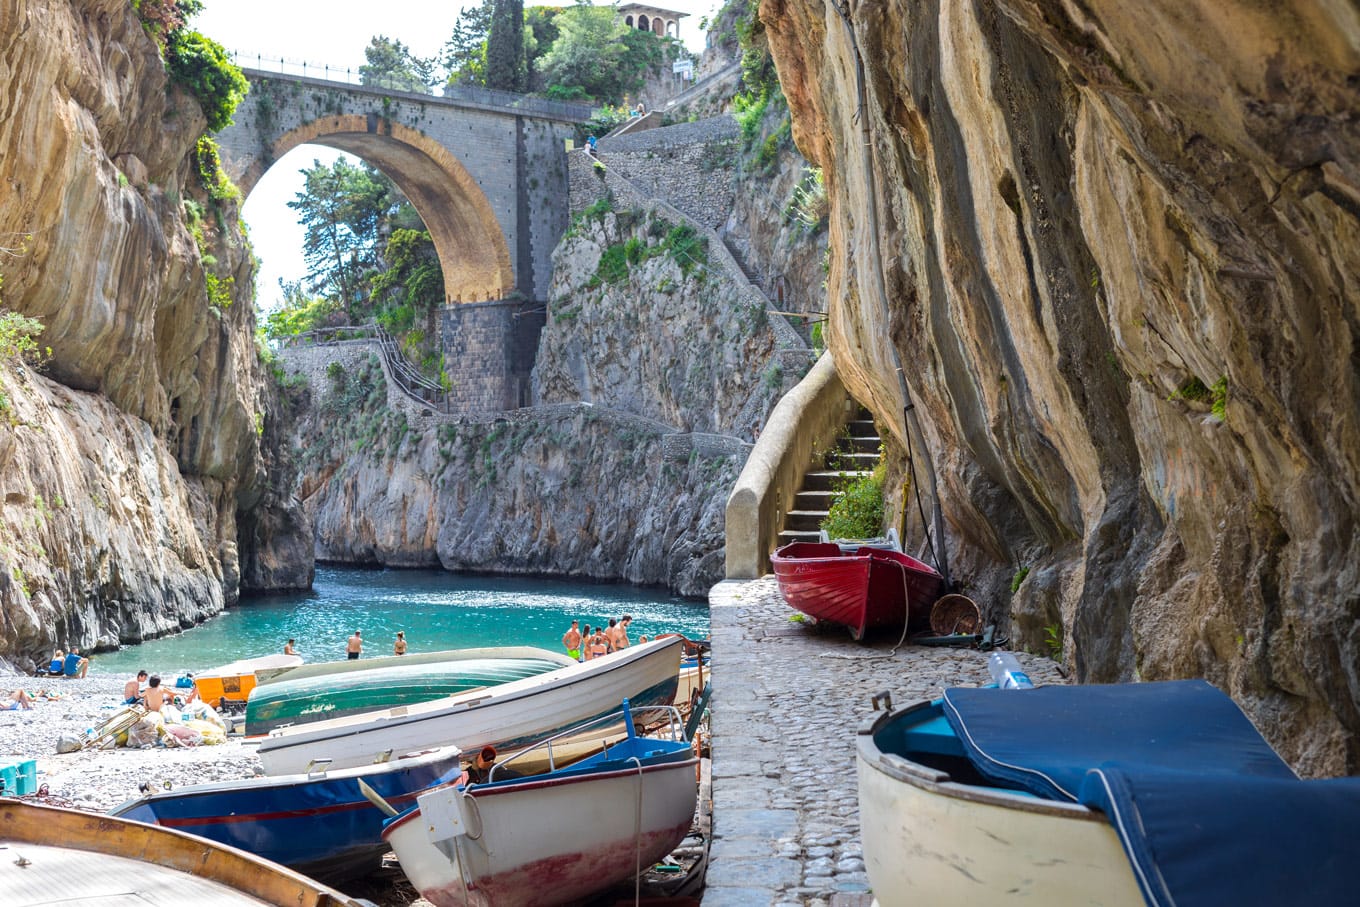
283 639 297 656
394 631 407 655
346 630 362 660
562 621 582 661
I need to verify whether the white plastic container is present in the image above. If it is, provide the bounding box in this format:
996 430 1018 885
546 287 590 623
987 652 1034 689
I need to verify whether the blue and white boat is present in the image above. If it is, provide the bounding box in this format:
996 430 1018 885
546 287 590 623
382 701 698 907
110 745 464 883
857 680 1360 907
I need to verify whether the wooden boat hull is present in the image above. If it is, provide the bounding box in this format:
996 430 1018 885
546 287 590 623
0 800 366 906
245 648 574 736
771 542 942 639
856 701 1142 906
383 739 697 907
257 636 684 775
110 746 464 884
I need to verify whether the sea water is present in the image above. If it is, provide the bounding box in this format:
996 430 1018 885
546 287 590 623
90 566 709 676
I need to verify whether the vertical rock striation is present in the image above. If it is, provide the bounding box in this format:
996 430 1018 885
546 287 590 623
761 0 1359 774
0 0 304 666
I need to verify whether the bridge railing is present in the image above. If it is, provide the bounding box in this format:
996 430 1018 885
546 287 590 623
286 323 454 412
230 51 596 122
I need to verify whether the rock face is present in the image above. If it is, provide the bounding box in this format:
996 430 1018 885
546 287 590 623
288 356 739 597
761 0 1360 774
0 0 303 666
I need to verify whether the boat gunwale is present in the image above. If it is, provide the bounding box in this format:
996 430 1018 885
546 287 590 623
111 745 463 808
857 701 1108 824
0 800 364 905
381 755 699 837
258 637 683 755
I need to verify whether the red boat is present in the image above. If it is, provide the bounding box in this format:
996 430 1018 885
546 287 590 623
770 542 943 640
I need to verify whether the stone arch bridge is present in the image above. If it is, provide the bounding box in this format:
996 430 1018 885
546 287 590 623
216 70 593 411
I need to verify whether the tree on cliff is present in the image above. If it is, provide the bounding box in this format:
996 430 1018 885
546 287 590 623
538 4 631 102
441 0 493 86
485 0 527 92
289 160 393 312
360 36 433 94
163 29 248 131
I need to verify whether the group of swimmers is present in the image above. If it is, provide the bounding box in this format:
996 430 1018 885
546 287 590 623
562 616 642 662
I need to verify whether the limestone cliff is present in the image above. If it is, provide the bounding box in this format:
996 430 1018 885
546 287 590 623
761 0 1360 774
0 0 305 667
286 356 737 597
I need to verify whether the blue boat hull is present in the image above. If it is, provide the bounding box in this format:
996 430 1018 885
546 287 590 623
111 749 464 883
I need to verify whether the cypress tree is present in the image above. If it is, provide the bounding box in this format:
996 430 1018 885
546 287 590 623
485 0 526 92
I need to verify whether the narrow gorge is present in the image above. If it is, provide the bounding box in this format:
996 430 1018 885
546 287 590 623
1 0 1356 782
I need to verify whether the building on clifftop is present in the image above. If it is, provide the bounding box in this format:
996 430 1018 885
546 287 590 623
618 3 688 40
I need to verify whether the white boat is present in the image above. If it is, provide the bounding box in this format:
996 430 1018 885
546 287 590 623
857 682 1360 907
382 702 698 907
858 700 1142 905
0 800 368 906
257 635 683 775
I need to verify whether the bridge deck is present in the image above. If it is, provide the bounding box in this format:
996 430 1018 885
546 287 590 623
239 68 595 124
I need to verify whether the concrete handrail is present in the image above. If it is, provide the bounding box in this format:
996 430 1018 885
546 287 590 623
725 352 847 578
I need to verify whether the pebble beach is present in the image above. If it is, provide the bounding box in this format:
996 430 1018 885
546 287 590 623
0 674 261 810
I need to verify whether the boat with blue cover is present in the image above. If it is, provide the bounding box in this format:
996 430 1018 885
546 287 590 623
110 745 465 883
244 646 575 736
857 680 1360 906
381 700 698 907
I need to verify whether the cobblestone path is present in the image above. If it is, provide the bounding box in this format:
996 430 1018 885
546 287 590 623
702 577 1067 906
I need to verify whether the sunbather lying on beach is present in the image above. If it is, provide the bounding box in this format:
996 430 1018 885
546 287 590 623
2 689 34 710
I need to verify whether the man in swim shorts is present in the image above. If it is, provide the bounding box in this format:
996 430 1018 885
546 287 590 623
562 620 582 661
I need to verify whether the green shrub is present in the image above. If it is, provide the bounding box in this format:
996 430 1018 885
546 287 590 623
0 307 47 364
732 89 769 146
165 30 248 132
1171 376 1211 404
1010 566 1030 593
194 136 241 204
821 464 885 540
663 224 706 275
1211 376 1228 419
591 243 630 286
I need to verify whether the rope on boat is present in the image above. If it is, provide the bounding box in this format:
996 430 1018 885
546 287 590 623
816 561 913 662
630 755 644 907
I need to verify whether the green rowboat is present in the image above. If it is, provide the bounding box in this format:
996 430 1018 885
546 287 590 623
244 647 575 736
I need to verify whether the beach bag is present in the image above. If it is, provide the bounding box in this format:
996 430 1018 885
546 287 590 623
127 717 160 749
184 700 226 730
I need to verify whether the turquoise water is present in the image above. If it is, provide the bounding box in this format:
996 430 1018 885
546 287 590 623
91 567 708 676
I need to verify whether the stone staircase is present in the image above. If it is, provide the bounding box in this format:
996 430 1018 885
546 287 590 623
719 235 766 291
777 404 882 547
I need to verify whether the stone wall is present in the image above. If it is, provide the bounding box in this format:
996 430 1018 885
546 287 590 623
596 117 740 229
441 298 544 413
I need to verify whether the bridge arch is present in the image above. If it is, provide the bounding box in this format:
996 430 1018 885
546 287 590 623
236 114 513 303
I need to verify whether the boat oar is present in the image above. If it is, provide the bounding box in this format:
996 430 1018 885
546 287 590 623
357 778 399 817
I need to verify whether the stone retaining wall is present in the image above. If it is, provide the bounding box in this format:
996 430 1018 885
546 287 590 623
595 117 740 229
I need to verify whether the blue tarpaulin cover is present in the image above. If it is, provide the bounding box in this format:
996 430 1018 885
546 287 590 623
942 680 1360 907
